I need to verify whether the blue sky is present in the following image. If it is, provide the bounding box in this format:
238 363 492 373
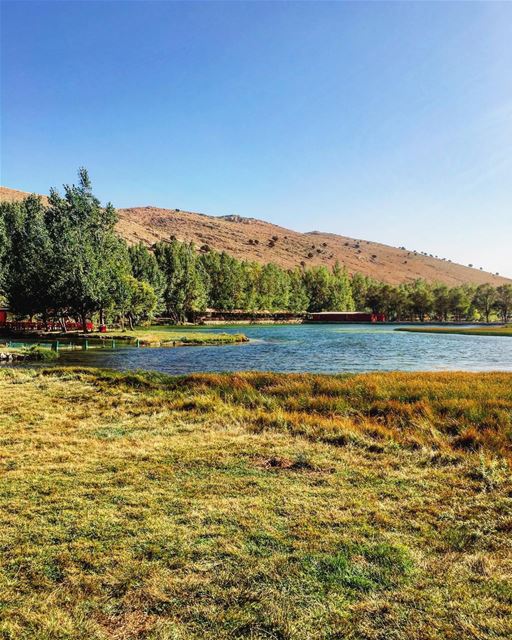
1 0 511 277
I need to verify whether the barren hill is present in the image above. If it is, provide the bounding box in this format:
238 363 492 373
1 186 509 286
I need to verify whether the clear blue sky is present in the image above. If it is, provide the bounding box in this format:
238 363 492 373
1 0 511 277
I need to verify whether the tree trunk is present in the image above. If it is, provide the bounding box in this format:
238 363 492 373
128 314 134 331
81 312 88 333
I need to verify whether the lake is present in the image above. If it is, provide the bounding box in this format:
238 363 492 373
53 324 512 374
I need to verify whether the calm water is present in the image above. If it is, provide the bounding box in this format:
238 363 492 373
51 324 512 374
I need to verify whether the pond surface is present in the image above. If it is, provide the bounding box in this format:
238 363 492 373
51 324 512 374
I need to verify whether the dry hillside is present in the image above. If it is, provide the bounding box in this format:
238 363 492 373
1 186 509 286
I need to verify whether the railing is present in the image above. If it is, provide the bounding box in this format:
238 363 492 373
0 338 134 352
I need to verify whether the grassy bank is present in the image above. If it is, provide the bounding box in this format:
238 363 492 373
80 326 248 347
0 368 511 639
127 326 248 346
397 325 512 337
0 345 58 362
1 327 249 349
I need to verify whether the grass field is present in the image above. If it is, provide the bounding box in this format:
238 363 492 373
397 325 512 337
86 326 249 347
0 368 511 639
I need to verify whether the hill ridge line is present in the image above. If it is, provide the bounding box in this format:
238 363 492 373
1 185 509 286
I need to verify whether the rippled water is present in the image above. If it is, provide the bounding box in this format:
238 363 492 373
53 324 512 374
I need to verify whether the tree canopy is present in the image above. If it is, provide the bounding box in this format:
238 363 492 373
0 170 509 327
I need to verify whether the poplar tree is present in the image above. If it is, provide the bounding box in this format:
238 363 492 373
44 169 124 331
1 196 52 318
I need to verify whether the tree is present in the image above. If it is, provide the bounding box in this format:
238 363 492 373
350 272 370 310
45 168 124 331
155 240 207 321
114 275 158 329
473 284 497 323
409 280 434 321
495 284 512 323
1 196 52 319
449 286 472 321
287 267 310 312
257 263 290 311
329 262 354 311
128 243 165 306
0 212 7 296
199 250 246 311
303 267 333 312
433 284 450 321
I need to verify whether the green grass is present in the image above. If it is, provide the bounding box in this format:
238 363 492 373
397 325 512 337
87 326 249 347
0 345 58 361
0 368 511 639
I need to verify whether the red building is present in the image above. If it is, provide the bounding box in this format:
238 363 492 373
307 311 386 323
0 308 8 327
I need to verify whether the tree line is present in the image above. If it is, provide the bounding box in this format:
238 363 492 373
0 171 510 329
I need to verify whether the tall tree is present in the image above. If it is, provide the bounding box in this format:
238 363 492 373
128 242 165 305
45 168 124 331
288 267 310 312
494 284 512 323
409 280 434 321
473 284 497 323
329 262 354 311
1 196 52 319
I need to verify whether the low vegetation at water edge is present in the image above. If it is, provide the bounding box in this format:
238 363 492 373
397 325 512 337
0 368 511 639
88 327 249 346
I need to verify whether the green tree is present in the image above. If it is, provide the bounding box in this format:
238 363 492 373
329 262 354 311
288 267 310 312
155 240 207 321
45 168 123 331
448 286 472 321
257 263 290 311
433 284 451 321
1 196 52 320
128 243 165 305
114 275 158 329
0 212 8 296
494 284 512 323
303 266 333 312
351 272 370 310
409 280 434 321
473 284 497 323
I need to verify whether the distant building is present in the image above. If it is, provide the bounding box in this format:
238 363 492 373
0 308 8 326
306 311 386 323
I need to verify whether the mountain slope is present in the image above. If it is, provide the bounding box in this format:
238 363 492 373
1 186 509 286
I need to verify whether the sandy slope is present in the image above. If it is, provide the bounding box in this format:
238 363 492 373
1 186 509 286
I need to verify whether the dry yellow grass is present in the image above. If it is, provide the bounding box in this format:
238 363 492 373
0 368 511 639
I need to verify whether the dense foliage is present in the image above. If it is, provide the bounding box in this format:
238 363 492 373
0 171 510 327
